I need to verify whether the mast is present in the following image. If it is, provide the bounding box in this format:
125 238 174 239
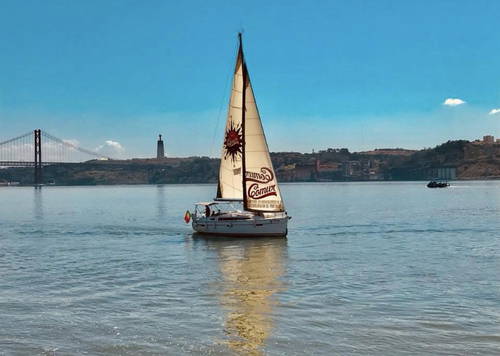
239 33 248 210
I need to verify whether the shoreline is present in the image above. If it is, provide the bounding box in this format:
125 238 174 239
1 178 499 188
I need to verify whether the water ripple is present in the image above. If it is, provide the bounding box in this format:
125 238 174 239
0 182 499 355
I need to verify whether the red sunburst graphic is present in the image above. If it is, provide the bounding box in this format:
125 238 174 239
224 121 242 162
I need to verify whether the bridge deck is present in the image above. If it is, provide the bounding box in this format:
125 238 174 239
0 161 70 167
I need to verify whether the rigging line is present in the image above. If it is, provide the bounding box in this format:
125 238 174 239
42 132 113 159
209 38 240 159
0 131 33 146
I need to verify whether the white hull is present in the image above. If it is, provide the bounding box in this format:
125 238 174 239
192 214 288 237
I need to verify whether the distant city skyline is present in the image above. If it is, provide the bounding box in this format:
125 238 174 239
1 0 499 158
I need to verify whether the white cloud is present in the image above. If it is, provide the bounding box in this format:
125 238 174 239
96 140 125 158
488 108 500 115
105 140 124 150
62 139 80 151
443 98 466 106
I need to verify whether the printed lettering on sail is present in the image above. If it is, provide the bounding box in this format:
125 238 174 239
243 71 284 212
246 168 277 199
245 168 282 210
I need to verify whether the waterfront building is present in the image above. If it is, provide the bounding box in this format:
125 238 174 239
483 135 494 144
426 167 457 180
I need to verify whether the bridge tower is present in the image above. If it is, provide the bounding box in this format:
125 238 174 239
34 129 42 185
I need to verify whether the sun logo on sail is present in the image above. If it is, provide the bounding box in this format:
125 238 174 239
223 121 243 162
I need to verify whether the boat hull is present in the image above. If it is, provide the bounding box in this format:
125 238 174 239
192 215 288 237
427 182 449 188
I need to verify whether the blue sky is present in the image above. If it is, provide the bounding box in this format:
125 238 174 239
1 0 499 158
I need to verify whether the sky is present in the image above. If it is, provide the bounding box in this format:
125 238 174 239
0 0 499 158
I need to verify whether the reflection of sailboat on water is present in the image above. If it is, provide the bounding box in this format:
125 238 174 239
188 33 290 237
198 237 287 355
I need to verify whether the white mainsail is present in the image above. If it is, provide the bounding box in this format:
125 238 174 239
217 47 244 200
218 36 284 212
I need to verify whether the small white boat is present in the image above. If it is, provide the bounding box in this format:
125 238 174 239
189 34 290 237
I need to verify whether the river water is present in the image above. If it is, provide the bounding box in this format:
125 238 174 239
1 182 499 355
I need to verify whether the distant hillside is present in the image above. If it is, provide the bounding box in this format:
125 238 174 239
0 157 219 185
1 140 498 185
358 148 417 156
389 141 500 180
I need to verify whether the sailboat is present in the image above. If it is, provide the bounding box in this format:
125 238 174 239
189 34 290 237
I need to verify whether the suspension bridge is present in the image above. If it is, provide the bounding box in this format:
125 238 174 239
0 129 113 185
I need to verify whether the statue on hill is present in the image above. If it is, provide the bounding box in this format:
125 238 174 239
157 134 165 159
